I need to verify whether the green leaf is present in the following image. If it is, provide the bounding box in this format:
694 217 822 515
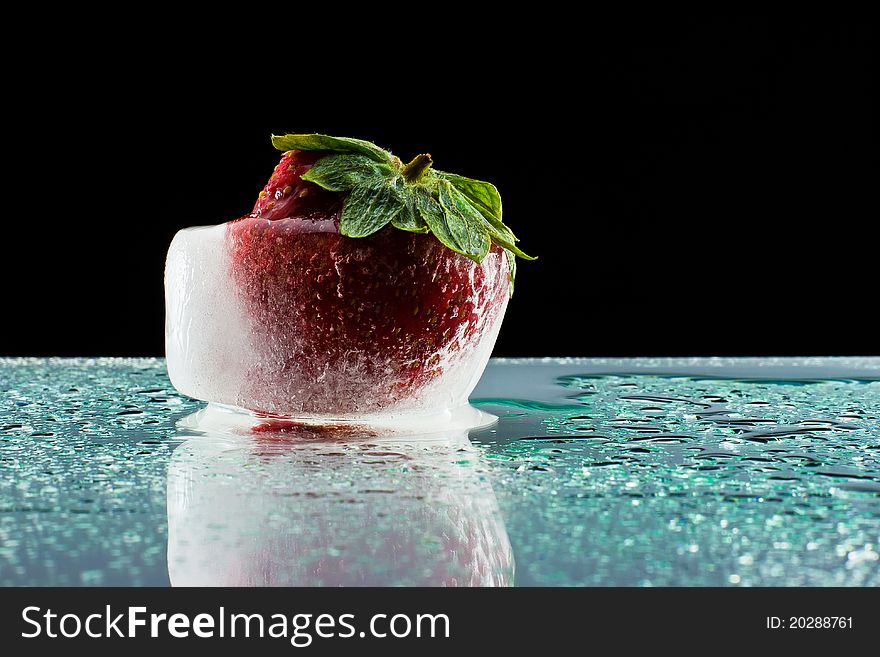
437 182 491 263
437 179 535 260
414 188 464 254
480 214 517 245
436 171 504 223
478 219 536 260
271 133 392 164
339 180 405 238
391 195 429 233
301 154 394 192
434 170 535 262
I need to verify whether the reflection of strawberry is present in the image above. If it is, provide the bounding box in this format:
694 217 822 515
225 135 530 416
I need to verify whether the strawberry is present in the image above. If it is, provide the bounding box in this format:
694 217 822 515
250 150 343 221
225 134 532 417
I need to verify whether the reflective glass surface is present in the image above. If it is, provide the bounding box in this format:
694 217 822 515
2 357 878 586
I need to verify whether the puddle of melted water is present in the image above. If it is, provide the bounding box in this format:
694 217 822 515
472 361 880 586
1 357 878 586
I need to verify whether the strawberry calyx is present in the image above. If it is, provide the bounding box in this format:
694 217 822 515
268 133 535 293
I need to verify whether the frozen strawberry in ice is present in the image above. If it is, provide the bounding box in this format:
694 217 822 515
165 134 533 421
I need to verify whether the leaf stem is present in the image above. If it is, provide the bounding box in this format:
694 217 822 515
401 153 433 183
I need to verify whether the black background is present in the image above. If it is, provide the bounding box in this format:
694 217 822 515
2 18 874 357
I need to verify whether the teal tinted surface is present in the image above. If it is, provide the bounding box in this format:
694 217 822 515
1 358 879 586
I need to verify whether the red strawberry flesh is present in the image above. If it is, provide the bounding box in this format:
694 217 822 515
226 150 509 416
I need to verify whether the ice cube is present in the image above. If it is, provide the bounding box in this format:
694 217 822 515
165 219 509 422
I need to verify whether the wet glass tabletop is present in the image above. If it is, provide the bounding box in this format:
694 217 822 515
2 357 879 586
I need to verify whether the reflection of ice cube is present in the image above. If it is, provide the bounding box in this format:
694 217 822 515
164 224 509 421
166 420 514 586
